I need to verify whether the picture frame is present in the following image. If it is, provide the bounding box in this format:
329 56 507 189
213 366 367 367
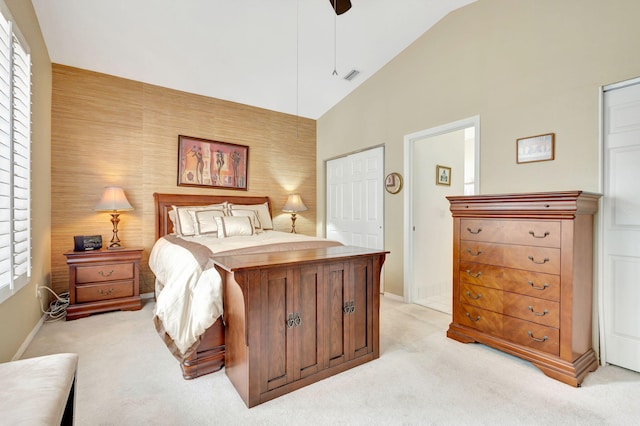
385 172 403 194
177 135 248 190
436 165 451 186
516 133 555 164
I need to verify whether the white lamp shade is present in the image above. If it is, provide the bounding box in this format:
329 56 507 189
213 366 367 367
95 186 134 212
283 194 308 213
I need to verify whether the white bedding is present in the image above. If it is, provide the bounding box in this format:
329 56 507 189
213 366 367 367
149 231 341 360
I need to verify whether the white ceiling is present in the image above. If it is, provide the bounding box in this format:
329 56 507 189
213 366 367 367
31 0 475 119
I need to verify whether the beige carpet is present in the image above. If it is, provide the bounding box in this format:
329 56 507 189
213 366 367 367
21 296 640 425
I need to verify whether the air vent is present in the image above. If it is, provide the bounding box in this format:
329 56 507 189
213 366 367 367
343 69 360 81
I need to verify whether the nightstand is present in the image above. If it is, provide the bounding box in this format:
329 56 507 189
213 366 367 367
64 247 143 320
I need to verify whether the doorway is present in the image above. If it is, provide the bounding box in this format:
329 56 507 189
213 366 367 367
600 77 640 373
403 117 480 313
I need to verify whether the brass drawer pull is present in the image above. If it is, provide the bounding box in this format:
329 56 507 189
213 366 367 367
465 270 482 278
528 256 549 264
98 288 114 295
527 331 548 342
529 231 550 239
466 227 482 234
465 312 481 322
527 280 549 290
466 248 483 256
98 270 114 277
465 291 482 300
343 300 355 314
527 306 549 316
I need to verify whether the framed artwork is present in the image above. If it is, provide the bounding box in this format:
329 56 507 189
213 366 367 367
516 133 555 164
436 165 451 186
385 172 403 194
177 135 248 190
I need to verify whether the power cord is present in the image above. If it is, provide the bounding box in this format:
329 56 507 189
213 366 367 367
38 286 70 322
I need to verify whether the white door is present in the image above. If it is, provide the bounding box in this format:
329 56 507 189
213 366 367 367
326 147 384 250
602 79 640 373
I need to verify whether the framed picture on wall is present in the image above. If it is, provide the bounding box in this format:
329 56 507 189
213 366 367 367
436 165 451 186
516 133 555 164
177 135 248 190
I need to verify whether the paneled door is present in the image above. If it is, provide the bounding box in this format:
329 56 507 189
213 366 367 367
602 79 640 373
326 147 384 250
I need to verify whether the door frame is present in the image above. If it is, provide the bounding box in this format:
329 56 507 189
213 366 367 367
402 116 480 303
598 76 640 365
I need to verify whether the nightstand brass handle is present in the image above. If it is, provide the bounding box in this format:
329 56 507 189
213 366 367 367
528 256 549 265
465 270 482 278
98 270 114 277
529 231 550 239
527 280 549 290
98 288 114 295
527 306 549 316
466 227 482 234
466 248 483 256
527 331 548 343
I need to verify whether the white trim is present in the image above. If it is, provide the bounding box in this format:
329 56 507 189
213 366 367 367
140 292 155 300
403 116 480 303
12 314 46 361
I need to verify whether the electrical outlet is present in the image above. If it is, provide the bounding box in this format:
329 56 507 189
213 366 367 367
36 286 41 299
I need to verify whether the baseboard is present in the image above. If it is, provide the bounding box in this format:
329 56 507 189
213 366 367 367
12 314 46 361
140 292 155 300
382 292 403 302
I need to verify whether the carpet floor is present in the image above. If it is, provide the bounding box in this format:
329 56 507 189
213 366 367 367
21 296 640 425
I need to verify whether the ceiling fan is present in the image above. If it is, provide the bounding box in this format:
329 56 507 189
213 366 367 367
329 0 352 15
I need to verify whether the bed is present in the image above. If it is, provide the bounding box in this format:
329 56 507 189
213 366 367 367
150 192 343 379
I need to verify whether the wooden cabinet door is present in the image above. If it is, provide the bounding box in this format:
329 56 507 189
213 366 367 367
259 265 323 393
325 258 374 368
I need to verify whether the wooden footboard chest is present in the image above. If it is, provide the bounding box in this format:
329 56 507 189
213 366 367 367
212 245 387 407
446 191 600 386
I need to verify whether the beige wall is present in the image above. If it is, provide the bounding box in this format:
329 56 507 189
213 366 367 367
317 0 640 297
0 0 51 362
51 65 317 295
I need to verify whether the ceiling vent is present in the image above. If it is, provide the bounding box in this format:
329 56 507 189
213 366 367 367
343 69 360 81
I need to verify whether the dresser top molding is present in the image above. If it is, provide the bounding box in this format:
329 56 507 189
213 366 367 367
447 191 601 219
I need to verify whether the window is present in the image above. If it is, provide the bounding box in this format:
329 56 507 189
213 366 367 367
0 2 31 304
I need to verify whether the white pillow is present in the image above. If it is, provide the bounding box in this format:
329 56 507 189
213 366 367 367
172 203 227 236
214 216 255 238
168 209 178 235
228 202 273 230
193 209 227 236
229 208 262 231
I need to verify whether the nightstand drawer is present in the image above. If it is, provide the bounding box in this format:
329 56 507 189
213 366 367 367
76 280 134 303
76 262 134 284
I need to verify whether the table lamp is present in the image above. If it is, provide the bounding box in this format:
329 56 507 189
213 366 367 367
95 186 134 249
283 194 307 233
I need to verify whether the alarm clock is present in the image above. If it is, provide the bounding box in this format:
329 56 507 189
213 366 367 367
73 235 103 251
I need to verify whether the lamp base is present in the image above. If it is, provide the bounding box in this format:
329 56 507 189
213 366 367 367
290 213 297 233
107 245 125 250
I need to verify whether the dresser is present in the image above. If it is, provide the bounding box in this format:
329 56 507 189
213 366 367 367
446 191 600 386
64 248 143 320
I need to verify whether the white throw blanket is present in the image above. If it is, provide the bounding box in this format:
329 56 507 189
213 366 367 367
149 231 342 360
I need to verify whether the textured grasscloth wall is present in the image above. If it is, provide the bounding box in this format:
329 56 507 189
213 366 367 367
51 64 316 295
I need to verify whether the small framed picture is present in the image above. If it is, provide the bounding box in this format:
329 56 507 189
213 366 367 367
516 133 555 164
436 165 451 186
385 172 403 194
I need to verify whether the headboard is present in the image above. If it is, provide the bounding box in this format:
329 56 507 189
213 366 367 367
153 193 272 240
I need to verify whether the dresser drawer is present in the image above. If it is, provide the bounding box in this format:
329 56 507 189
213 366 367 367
454 304 503 337
76 262 134 284
503 316 559 356
461 219 561 248
503 293 559 328
75 280 134 303
459 261 560 301
460 282 503 313
460 241 560 274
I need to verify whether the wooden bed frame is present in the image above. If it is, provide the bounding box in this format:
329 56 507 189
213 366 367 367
153 192 273 379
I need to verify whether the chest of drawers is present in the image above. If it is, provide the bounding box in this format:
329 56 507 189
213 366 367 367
64 248 143 320
446 191 600 386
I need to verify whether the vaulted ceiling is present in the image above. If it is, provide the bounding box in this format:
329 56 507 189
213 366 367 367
32 0 475 119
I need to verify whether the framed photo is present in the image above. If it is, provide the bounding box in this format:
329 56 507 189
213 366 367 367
436 165 451 186
516 133 555 164
177 135 248 190
385 172 403 194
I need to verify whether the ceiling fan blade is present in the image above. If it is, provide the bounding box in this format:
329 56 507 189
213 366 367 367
329 0 352 15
